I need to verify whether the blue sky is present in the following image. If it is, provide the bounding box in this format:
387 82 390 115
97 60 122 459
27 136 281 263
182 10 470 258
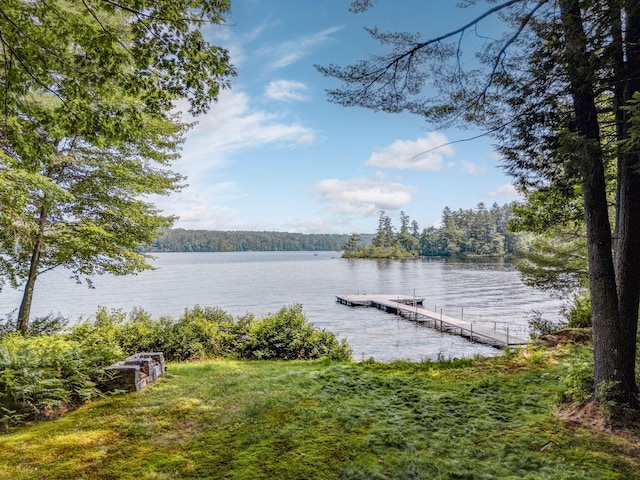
157 0 519 234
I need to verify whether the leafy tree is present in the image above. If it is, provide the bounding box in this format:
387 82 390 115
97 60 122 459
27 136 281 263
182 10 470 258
397 211 419 253
343 233 364 255
318 0 640 409
0 0 235 333
371 210 396 249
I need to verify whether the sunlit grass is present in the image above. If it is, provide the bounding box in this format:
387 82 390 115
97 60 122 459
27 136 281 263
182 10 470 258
1 352 638 479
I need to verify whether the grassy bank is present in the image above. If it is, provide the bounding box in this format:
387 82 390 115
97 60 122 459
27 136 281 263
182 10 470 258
1 349 639 479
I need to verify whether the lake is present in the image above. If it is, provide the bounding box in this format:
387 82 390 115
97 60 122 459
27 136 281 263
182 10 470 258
0 251 565 362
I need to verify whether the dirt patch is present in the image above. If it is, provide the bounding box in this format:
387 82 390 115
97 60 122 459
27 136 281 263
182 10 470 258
558 400 640 460
558 400 610 430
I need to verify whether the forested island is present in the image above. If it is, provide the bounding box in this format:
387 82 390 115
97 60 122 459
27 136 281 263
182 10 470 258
343 202 521 258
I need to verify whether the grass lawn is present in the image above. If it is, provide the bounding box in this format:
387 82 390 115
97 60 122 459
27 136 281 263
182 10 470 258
1 348 639 479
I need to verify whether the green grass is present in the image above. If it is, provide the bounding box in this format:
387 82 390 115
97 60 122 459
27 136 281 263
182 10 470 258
1 350 639 479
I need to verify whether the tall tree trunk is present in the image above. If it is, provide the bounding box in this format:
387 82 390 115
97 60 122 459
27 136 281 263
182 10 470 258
558 0 638 407
16 206 47 334
611 0 640 404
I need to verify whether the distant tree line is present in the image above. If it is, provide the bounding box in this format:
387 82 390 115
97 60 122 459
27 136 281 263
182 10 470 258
344 203 521 258
152 229 374 252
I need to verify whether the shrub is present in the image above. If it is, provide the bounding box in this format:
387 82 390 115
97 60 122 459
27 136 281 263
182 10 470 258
0 334 122 427
527 310 567 339
246 304 352 361
115 308 168 355
560 348 594 404
564 292 591 328
0 313 68 339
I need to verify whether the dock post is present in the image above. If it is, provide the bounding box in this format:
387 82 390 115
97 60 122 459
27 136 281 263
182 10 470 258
470 322 473 341
507 326 510 345
461 307 463 322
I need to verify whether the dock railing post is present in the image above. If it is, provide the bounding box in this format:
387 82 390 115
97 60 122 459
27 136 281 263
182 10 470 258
461 307 464 322
507 326 510 346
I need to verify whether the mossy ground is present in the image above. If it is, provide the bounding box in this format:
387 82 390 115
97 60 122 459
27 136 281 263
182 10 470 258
1 348 639 479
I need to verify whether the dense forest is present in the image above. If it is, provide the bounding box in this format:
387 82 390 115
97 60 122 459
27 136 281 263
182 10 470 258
152 203 519 256
421 202 520 256
152 229 374 252
344 203 521 258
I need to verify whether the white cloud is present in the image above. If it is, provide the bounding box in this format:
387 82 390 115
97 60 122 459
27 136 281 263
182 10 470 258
314 177 417 216
258 26 344 71
365 133 455 171
163 89 316 229
175 90 315 182
459 160 488 175
265 80 309 102
488 183 520 199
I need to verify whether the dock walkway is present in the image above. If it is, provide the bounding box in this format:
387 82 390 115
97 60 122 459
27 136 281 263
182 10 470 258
336 293 528 348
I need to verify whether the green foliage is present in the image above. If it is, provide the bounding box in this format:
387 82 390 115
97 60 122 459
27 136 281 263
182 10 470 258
564 291 592 328
246 305 352 361
69 305 352 363
527 310 568 339
347 204 522 258
421 203 521 257
0 0 236 332
0 333 122 427
561 348 594 404
154 229 373 252
0 313 69 339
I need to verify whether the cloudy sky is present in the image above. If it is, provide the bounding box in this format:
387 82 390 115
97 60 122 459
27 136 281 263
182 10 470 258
157 0 520 234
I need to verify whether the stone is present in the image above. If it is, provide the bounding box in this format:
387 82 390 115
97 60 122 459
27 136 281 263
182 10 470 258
104 352 166 392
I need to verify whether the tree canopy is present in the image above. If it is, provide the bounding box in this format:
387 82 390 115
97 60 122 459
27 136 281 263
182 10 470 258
0 0 235 332
319 0 640 411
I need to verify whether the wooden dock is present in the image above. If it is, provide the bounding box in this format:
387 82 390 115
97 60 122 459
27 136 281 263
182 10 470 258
336 293 529 348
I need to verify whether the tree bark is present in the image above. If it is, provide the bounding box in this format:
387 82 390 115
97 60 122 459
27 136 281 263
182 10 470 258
558 0 638 407
611 0 640 404
16 206 47 334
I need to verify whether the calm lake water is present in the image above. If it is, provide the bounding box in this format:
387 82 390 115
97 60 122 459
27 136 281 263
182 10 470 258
0 251 565 362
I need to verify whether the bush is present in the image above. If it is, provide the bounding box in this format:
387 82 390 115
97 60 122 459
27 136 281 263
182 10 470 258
527 310 567 339
564 292 591 328
0 313 68 339
0 334 122 427
560 348 594 404
67 304 351 362
246 304 352 361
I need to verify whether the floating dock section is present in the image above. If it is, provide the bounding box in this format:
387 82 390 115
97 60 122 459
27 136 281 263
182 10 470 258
336 293 528 348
